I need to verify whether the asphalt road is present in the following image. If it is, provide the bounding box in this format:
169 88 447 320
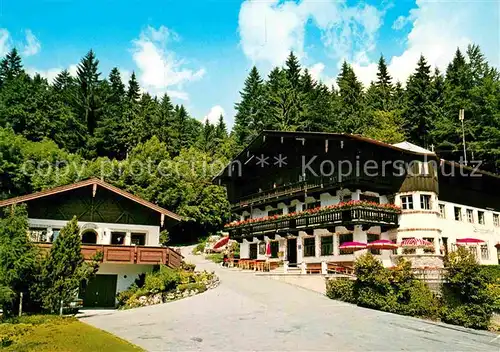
82 250 500 351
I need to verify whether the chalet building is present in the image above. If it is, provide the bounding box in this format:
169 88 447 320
0 178 182 307
214 131 500 271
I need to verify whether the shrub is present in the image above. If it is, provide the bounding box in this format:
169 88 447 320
206 253 224 263
192 239 207 254
354 253 394 311
181 262 196 272
326 279 355 303
441 247 494 329
144 267 181 293
397 280 439 318
177 283 206 293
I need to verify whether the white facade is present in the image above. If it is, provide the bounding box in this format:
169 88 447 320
27 218 160 247
27 218 163 301
238 188 500 267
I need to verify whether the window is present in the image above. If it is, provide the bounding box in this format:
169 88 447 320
111 231 126 245
439 204 446 218
320 236 333 256
360 194 379 203
249 243 257 259
466 209 474 223
268 208 283 216
288 206 296 214
494 214 499 227
131 233 146 246
420 195 431 210
270 241 279 258
480 245 489 260
401 196 413 210
402 238 416 254
423 237 434 253
454 207 462 221
478 211 485 225
28 227 47 242
339 233 353 255
367 234 380 255
303 237 316 257
81 230 98 244
304 201 321 210
50 229 60 242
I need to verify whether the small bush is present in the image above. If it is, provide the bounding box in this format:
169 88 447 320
181 262 196 272
144 267 181 293
177 283 206 293
326 279 355 303
206 253 224 263
192 240 207 254
441 303 493 330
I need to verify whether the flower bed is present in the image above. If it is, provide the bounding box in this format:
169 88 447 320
225 200 401 229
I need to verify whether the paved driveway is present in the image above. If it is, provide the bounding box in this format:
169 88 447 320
82 252 499 351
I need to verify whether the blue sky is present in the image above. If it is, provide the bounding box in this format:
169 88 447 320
1 0 499 129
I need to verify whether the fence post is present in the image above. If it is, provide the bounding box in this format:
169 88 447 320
59 299 63 316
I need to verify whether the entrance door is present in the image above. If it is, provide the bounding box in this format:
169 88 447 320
287 238 297 267
81 274 117 308
249 243 258 259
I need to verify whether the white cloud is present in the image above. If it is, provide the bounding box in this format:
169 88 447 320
22 29 40 57
0 29 9 57
27 67 62 83
307 62 337 88
392 15 410 31
238 0 306 67
203 105 225 125
238 0 383 68
353 0 500 86
131 25 205 99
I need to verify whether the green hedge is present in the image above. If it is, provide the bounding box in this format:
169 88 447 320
326 255 439 319
326 279 355 303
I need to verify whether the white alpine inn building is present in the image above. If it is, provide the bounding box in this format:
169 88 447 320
215 131 500 271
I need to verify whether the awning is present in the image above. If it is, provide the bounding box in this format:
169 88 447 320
213 236 230 250
367 239 398 250
339 241 367 250
400 238 433 248
456 238 485 246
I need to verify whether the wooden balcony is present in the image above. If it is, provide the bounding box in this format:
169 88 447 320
36 243 183 268
227 206 399 240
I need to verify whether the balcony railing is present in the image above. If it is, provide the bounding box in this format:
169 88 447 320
227 206 399 239
234 175 393 209
36 243 183 268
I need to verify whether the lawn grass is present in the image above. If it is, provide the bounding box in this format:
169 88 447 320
0 315 143 352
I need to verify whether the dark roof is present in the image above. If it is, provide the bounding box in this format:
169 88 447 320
0 178 182 221
213 130 436 181
214 130 500 181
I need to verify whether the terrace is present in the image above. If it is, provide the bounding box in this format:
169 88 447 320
37 243 183 267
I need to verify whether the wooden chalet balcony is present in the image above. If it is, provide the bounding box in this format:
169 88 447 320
36 243 183 268
233 175 392 210
227 206 399 240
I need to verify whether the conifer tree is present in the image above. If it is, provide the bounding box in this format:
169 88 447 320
0 48 23 85
75 50 102 136
42 217 91 313
234 66 265 145
127 72 141 101
403 55 433 147
336 61 366 133
0 205 39 316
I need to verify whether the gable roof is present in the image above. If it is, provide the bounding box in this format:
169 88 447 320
213 130 437 181
0 178 182 221
392 141 435 154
